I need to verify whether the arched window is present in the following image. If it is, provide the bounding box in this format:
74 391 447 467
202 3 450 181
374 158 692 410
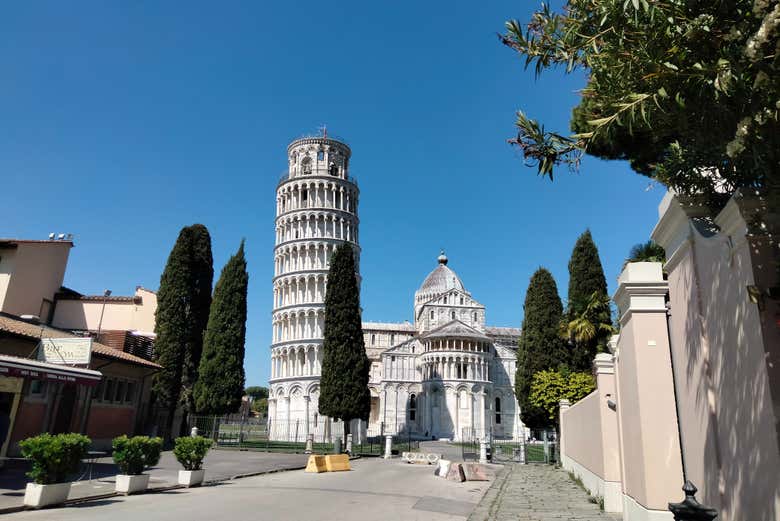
317 150 324 161
371 334 376 346
302 188 307 202
443 296 447 304
301 156 312 174
495 397 502 424
390 334 395 345
430 310 434 319
409 394 417 421
473 312 478 322
460 296 464 305
451 311 456 320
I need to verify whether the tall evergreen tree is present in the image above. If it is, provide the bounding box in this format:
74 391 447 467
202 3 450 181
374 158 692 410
318 243 370 439
180 225 213 417
515 268 566 428
566 230 609 370
194 241 248 414
152 224 213 435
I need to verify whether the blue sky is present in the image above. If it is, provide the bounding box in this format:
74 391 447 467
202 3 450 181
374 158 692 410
1 1 664 386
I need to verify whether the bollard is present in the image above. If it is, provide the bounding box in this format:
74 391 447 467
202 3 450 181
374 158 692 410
668 481 717 521
383 434 393 459
479 438 488 464
190 427 199 437
305 433 314 454
334 437 342 454
346 433 353 454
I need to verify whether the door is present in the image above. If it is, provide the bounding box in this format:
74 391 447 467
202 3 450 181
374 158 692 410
51 384 78 434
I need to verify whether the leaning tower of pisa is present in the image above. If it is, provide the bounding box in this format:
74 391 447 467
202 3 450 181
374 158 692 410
268 133 360 440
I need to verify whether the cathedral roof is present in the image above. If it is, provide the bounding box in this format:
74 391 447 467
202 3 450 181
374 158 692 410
422 320 490 341
417 251 465 296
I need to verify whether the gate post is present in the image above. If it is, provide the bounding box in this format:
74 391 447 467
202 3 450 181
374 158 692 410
479 438 488 464
383 434 393 459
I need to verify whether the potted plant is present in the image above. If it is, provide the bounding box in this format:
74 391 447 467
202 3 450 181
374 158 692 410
112 435 162 495
19 433 91 508
173 436 212 487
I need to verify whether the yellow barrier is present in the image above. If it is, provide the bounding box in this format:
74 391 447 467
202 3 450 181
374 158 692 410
324 454 351 472
304 455 327 473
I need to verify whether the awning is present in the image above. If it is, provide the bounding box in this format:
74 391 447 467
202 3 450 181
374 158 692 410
0 354 102 387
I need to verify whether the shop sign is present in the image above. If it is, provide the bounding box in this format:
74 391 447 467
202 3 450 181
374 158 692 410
37 338 92 365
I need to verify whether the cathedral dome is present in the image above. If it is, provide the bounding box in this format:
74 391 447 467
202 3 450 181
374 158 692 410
417 251 465 296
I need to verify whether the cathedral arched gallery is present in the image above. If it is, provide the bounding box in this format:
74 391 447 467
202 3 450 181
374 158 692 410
268 135 522 441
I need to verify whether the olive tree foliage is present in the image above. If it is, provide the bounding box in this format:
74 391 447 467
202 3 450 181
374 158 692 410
529 369 596 425
500 0 780 212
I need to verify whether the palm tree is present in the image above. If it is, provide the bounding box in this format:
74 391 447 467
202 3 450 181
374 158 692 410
561 291 615 346
627 241 666 264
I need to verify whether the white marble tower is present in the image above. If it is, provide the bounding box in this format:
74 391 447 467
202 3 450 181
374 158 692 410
268 134 360 437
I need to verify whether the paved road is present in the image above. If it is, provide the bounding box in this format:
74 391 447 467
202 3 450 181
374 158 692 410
12 458 492 521
469 463 621 521
0 450 309 510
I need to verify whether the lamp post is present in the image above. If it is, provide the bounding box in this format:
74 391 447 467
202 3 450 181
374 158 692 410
96 289 112 340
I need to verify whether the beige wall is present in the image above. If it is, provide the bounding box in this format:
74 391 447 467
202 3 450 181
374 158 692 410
52 287 157 333
0 242 71 319
562 392 605 476
653 193 780 520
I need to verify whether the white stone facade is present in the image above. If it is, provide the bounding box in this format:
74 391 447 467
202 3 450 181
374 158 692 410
267 137 522 442
268 135 360 437
366 253 522 441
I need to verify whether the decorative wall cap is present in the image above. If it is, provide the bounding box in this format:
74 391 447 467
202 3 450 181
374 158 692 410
593 353 615 375
559 399 571 408
607 334 620 354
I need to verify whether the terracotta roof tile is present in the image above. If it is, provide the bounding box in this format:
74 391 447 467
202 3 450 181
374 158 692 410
0 314 160 369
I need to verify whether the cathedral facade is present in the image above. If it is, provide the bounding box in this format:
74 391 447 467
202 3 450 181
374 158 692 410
268 135 522 441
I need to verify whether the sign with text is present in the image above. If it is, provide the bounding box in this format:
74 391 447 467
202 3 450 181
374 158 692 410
37 338 92 365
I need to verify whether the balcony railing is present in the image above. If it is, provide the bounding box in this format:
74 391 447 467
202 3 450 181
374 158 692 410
277 172 358 188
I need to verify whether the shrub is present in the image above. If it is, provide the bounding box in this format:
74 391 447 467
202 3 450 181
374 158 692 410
173 436 212 471
112 435 163 475
19 433 91 484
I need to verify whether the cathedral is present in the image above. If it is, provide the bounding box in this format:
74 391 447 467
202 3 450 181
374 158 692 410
268 134 522 441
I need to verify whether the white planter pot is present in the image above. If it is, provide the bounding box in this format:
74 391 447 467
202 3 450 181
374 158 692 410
115 474 150 495
178 469 205 487
24 482 72 508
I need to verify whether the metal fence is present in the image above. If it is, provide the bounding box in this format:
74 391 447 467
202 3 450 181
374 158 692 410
186 415 418 455
459 427 558 465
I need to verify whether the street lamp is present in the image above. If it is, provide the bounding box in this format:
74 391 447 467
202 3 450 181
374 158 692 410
96 289 112 340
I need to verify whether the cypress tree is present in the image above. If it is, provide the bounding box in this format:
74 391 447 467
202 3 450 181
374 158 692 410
318 243 370 439
194 241 248 414
515 268 566 428
152 224 213 436
566 230 609 370
180 224 213 417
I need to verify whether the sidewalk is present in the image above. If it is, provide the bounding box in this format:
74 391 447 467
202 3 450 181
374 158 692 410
0 449 309 512
469 463 621 521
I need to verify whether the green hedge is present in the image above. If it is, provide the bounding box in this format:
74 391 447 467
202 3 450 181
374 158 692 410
19 433 91 484
112 435 162 475
173 436 212 471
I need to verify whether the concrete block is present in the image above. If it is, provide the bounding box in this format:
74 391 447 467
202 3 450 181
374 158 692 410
462 463 491 481
446 463 466 483
434 459 451 478
305 455 327 473
324 454 351 472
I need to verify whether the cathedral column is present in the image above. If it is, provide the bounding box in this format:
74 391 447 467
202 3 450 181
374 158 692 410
304 395 310 439
478 390 486 437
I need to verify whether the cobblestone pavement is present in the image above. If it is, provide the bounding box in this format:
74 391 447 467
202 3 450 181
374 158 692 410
469 464 621 521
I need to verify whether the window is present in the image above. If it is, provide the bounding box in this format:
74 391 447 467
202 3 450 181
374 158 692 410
302 188 307 201
451 311 456 319
443 296 447 304
329 162 338 176
430 310 434 319
495 397 502 424
116 381 126 403
317 150 324 161
125 382 136 403
409 394 417 421
371 334 376 346
460 297 464 305
390 334 395 345
29 379 47 396
391 356 395 362
104 379 115 402
302 157 312 174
